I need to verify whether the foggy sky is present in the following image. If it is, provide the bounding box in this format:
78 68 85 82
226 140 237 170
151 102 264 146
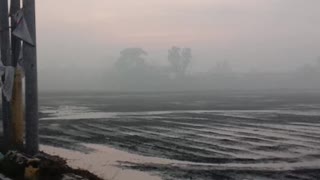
35 0 320 91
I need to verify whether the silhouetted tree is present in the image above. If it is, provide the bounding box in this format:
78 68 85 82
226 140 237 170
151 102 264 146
214 60 232 74
168 46 192 77
115 48 148 73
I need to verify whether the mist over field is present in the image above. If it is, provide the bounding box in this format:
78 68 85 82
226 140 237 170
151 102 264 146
39 52 320 92
36 0 320 92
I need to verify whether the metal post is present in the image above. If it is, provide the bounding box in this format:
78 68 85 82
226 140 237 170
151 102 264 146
10 0 24 150
0 0 12 151
23 0 39 155
10 0 20 67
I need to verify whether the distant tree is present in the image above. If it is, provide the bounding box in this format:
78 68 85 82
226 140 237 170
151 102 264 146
214 60 232 74
168 46 192 77
181 48 192 73
115 48 148 73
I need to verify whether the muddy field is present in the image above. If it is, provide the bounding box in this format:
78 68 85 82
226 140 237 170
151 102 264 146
19 91 320 179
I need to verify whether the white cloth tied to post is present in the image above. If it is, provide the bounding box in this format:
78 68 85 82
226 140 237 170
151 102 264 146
3 66 15 101
0 61 15 102
0 9 30 102
12 9 34 46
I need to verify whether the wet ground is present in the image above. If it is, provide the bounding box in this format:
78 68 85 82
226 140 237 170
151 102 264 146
6 90 320 179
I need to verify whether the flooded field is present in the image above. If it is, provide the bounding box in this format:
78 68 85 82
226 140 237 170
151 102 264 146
38 91 320 179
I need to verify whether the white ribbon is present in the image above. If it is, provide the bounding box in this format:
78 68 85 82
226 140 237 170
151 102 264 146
0 61 15 102
12 9 34 46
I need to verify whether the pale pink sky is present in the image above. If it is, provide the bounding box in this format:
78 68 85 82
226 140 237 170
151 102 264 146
36 0 320 72
37 0 272 46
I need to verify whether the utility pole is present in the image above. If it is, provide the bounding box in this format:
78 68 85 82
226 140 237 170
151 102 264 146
0 0 12 151
24 0 39 155
10 0 24 150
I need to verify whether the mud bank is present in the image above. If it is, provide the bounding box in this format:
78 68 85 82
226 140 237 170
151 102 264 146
42 144 162 180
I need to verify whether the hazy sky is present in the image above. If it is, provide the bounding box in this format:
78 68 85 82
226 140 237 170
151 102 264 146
36 0 320 72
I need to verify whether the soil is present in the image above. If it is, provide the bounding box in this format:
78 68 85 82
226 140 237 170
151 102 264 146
0 151 103 180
